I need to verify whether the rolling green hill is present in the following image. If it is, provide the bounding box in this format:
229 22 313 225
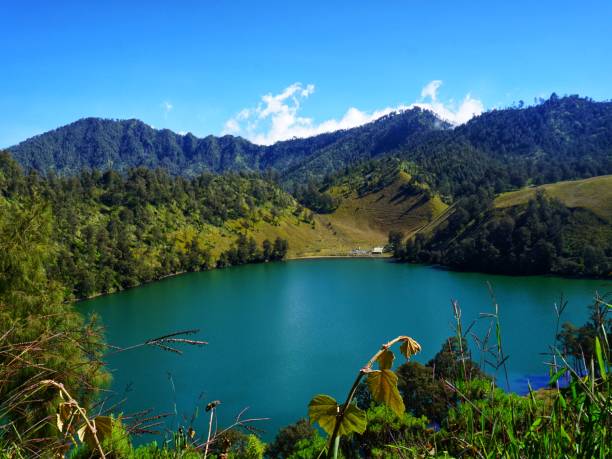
495 175 612 221
396 175 612 277
247 168 448 258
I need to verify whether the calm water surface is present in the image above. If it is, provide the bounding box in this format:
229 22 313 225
80 259 610 440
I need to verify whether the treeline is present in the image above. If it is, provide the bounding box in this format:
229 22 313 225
0 152 292 299
217 235 288 268
393 191 611 277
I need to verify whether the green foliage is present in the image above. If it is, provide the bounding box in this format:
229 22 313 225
286 435 328 459
308 395 367 436
0 195 107 453
70 415 131 458
366 370 405 418
10 96 611 198
217 236 288 268
293 181 338 213
268 419 319 459
558 295 611 375
0 154 294 299
299 299 611 457
396 362 453 424
308 336 421 459
343 405 431 459
400 190 611 277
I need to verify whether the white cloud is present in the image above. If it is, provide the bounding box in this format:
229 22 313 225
421 80 442 100
222 80 484 145
162 101 173 113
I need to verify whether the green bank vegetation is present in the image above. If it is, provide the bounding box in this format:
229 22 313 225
394 183 612 278
0 152 296 300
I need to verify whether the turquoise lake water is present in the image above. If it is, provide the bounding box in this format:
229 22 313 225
80 259 611 440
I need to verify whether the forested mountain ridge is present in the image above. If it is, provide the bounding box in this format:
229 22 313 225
6 108 446 180
7 95 612 200
385 95 612 199
7 117 265 176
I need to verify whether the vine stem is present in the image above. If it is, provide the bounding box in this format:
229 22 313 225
327 336 409 459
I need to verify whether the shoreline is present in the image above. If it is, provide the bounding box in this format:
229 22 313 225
290 254 391 260
76 255 609 305
75 255 390 304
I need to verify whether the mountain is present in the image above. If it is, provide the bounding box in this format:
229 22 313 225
7 118 266 176
6 108 446 180
391 95 612 199
6 95 612 201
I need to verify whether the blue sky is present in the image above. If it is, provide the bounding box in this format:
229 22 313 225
1 0 611 147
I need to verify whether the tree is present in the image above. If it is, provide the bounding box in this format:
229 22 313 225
388 230 405 256
268 419 319 458
0 197 107 450
396 362 453 423
262 239 273 261
272 237 289 260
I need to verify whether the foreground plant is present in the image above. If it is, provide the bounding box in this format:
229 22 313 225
308 335 421 459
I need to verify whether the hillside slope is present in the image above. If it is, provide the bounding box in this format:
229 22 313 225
8 96 612 201
495 175 612 221
397 175 612 277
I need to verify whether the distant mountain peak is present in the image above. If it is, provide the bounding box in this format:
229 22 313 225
5 95 611 188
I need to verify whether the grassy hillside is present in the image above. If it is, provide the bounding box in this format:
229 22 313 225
495 175 612 221
242 171 447 258
397 175 612 277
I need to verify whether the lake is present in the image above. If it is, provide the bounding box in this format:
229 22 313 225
80 259 610 441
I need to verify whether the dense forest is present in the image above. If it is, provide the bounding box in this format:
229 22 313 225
6 108 445 182
9 96 612 199
393 191 611 277
0 152 290 299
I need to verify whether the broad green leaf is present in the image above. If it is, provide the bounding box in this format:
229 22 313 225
595 337 607 381
308 394 339 435
377 349 395 370
367 369 405 417
308 394 367 436
339 404 367 435
399 337 421 359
